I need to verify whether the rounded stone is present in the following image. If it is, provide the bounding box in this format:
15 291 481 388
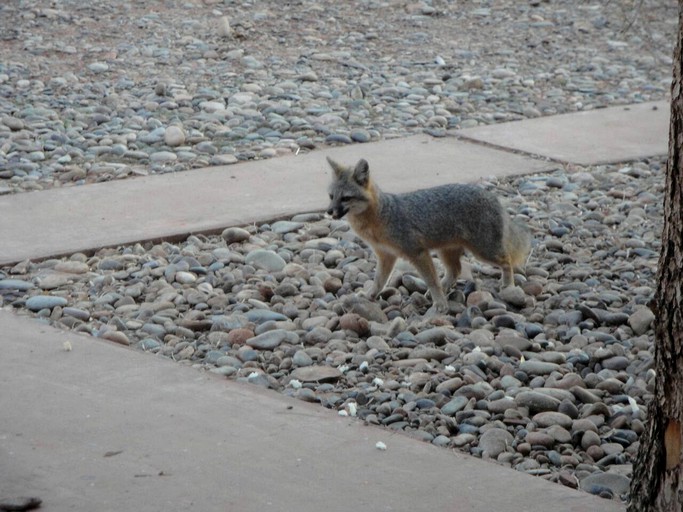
63 307 90 321
245 310 289 323
0 279 35 291
514 391 561 413
221 227 251 244
150 151 177 163
2 116 25 131
339 313 370 336
579 472 631 496
137 338 161 351
293 350 313 367
524 432 555 448
25 295 68 311
245 250 286 272
581 430 602 450
350 129 371 143
88 62 109 73
164 126 186 147
628 307 655 335
441 396 469 416
227 328 255 346
271 221 304 234
54 261 89 274
532 411 573 429
101 331 130 346
478 428 514 458
290 366 342 383
519 361 562 375
499 286 527 307
246 329 289 350
175 271 197 284
601 356 630 371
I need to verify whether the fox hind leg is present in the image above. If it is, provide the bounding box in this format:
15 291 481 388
501 258 515 288
489 252 515 288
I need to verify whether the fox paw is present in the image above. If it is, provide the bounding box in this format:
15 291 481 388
356 289 378 301
425 302 449 317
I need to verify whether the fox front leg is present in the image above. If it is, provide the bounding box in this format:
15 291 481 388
407 250 449 313
369 249 397 299
437 246 465 293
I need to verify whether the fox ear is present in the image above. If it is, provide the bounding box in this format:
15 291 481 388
352 159 370 186
326 156 345 177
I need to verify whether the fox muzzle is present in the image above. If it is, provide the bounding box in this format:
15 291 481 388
327 205 348 219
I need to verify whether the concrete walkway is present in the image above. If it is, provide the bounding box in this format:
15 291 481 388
1 101 669 511
457 100 668 165
0 311 624 512
0 135 552 266
0 100 669 266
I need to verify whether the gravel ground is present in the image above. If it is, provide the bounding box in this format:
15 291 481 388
0 0 676 504
0 156 664 502
0 0 677 194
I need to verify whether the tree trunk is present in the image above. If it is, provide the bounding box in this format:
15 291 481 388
628 1 683 510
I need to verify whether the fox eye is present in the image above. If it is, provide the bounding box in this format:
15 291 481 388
341 195 355 202
328 193 333 199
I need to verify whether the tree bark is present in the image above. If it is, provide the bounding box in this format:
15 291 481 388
628 1 683 510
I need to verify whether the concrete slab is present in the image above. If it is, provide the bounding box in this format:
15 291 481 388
0 135 553 266
457 101 669 165
0 311 624 512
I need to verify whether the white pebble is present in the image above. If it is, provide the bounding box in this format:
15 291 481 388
218 16 232 37
375 441 387 451
197 282 213 294
175 271 197 284
164 125 186 147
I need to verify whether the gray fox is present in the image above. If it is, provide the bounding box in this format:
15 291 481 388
326 157 531 313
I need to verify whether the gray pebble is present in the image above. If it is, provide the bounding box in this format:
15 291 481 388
519 361 562 375
579 472 630 496
441 396 470 416
628 307 655 335
246 329 290 350
478 428 513 458
290 366 342 383
532 411 573 429
515 391 560 413
499 286 527 307
222 227 251 244
245 249 286 272
164 126 186 147
293 350 313 367
0 279 35 291
25 295 68 311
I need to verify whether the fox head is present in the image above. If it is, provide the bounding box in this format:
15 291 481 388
326 157 373 219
